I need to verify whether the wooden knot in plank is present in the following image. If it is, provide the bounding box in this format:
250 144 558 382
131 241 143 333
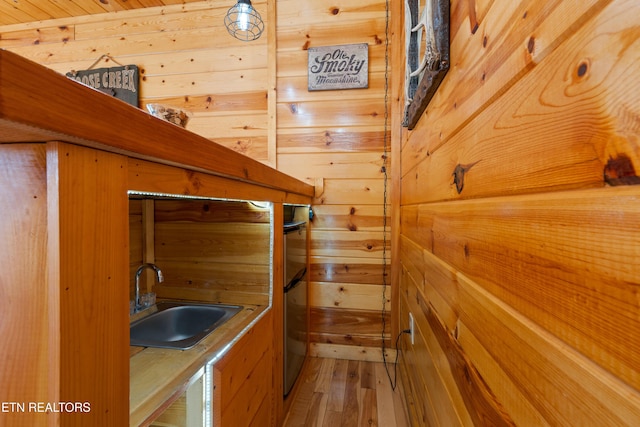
452 161 479 194
604 154 640 186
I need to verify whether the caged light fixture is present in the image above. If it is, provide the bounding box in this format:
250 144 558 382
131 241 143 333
224 0 264 42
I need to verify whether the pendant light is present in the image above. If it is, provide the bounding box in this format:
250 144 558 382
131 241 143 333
224 0 264 41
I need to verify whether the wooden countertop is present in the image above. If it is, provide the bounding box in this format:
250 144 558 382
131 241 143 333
130 304 268 426
0 49 314 199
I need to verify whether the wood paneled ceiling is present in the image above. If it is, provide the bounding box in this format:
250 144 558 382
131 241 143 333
0 0 207 26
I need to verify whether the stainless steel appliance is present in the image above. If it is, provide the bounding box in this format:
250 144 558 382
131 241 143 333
283 219 307 396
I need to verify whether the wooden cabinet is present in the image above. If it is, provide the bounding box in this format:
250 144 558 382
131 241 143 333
213 311 274 427
1 142 289 427
1 139 286 427
0 50 313 426
145 311 276 427
0 145 298 426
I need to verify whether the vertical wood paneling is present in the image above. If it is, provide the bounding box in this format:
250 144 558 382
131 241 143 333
53 142 129 425
129 199 144 300
276 0 392 360
0 144 52 426
214 311 274 427
396 0 640 425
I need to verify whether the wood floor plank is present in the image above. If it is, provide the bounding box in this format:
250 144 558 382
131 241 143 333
284 358 407 427
315 358 335 393
392 370 410 427
284 357 323 426
322 410 343 427
375 362 406 427
305 392 328 427
360 388 378 426
361 361 376 390
341 360 361 427
327 359 349 412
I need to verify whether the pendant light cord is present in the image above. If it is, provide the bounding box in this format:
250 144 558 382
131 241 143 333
380 0 405 391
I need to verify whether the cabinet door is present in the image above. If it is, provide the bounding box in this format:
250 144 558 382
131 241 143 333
213 311 274 427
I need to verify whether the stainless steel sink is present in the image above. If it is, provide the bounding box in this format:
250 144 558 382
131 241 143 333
130 301 242 350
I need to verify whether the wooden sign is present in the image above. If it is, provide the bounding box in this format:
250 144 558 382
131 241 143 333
66 65 139 107
308 43 368 91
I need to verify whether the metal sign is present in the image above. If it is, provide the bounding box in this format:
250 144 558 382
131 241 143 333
66 65 139 107
308 43 368 91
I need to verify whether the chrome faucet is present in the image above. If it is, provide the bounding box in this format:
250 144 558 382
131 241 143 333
134 263 164 312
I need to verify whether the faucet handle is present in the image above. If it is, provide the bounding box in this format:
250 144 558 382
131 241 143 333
140 292 156 308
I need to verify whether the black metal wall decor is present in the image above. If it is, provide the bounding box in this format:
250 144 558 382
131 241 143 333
403 0 449 130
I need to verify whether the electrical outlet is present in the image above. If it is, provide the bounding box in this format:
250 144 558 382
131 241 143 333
409 312 415 345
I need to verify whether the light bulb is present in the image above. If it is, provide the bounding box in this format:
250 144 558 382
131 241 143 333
237 3 250 31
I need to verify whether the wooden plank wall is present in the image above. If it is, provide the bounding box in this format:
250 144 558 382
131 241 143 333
0 0 271 164
129 199 271 306
153 199 271 305
276 0 393 361
1 0 395 363
393 0 640 425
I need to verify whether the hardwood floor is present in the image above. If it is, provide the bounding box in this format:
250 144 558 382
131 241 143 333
283 357 409 427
